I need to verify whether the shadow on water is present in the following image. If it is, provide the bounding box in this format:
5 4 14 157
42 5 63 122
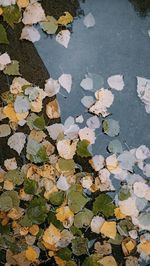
129 0 150 16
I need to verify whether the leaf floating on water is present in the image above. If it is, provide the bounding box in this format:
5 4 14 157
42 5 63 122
80 75 93 91
107 75 124 91
137 76 150 113
0 124 11 137
58 74 72 93
44 78 60 97
0 24 9 44
20 26 40 43
3 60 20 76
79 127 96 144
102 119 120 137
57 12 73 26
83 12 95 28
40 16 58 34
108 139 123 154
8 132 26 154
81 96 95 108
56 30 71 48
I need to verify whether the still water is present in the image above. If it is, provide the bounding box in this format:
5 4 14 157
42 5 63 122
35 0 150 156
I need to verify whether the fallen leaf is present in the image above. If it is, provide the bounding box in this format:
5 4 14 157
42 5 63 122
0 52 11 70
45 78 60 97
83 12 95 28
100 221 117 239
40 16 58 34
59 74 72 93
90 216 105 233
20 26 40 43
0 24 9 44
8 132 26 154
46 99 61 119
25 246 39 262
107 75 124 91
57 12 73 26
0 124 11 137
56 30 71 48
22 1 46 25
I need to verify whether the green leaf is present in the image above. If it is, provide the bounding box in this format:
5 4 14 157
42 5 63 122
47 211 63 230
93 193 115 217
74 208 93 228
0 24 9 44
19 215 32 227
27 197 47 224
102 119 120 137
66 262 77 266
24 178 38 195
68 190 89 213
118 187 131 201
82 254 102 266
58 158 76 172
0 191 20 211
77 140 91 158
3 60 20 76
72 237 88 256
108 139 123 154
108 233 123 245
33 115 45 131
56 247 72 261
117 219 134 236
3 5 22 28
49 191 65 206
70 225 82 236
40 16 58 34
5 169 24 185
27 139 48 163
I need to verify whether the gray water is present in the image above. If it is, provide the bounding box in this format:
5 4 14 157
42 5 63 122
35 0 150 156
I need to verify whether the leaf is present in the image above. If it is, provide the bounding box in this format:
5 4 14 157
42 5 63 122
49 191 65 206
102 119 120 137
68 190 89 213
40 16 58 34
56 30 71 48
20 26 40 43
22 1 46 25
82 254 101 266
19 214 32 227
27 197 47 224
100 221 117 239
58 158 76 172
3 60 20 76
93 194 115 217
108 139 123 154
74 208 93 228
33 115 45 131
57 12 73 26
25 246 39 262
0 191 20 211
81 96 95 108
5 169 24 185
0 124 11 137
77 140 91 158
83 13 95 28
118 187 131 201
107 75 124 91
3 5 22 28
80 76 93 91
0 24 9 44
58 74 72 93
24 178 38 195
56 247 72 261
72 237 88 256
47 211 63 230
8 133 26 155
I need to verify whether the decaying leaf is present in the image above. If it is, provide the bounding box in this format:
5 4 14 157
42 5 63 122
46 99 61 119
8 132 26 154
21 26 40 43
56 30 71 48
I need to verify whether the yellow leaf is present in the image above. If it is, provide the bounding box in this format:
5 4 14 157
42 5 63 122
138 240 150 255
0 7 3 15
17 0 29 8
25 246 39 262
43 224 61 246
3 104 18 122
56 206 74 228
98 256 117 266
114 207 126 220
46 99 60 119
54 256 66 266
43 241 58 251
122 238 136 256
100 221 116 239
29 224 39 236
57 12 73 26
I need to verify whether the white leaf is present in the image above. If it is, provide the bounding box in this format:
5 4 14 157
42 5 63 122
46 124 64 140
107 75 124 91
20 26 40 43
0 53 11 71
22 2 46 25
86 116 101 129
57 175 70 191
79 127 96 144
44 78 60 97
14 95 30 113
89 155 104 171
135 145 150 160
119 197 139 217
4 158 17 171
58 74 72 93
133 182 149 198
137 76 150 114
81 96 95 108
75 115 84 123
91 216 105 234
143 164 150 177
80 76 93 91
8 133 26 154
0 0 16 6
57 139 77 159
148 30 150 37
83 12 95 28
118 151 135 172
0 124 11 138
103 118 120 137
56 30 71 48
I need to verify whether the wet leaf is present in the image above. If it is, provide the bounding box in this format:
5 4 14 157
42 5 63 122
5 169 24 185
77 140 92 158
56 30 71 48
56 247 72 261
3 60 20 76
74 208 93 228
68 190 89 213
82 254 101 266
108 139 123 154
41 16 58 34
57 12 73 26
0 24 9 44
93 194 115 217
24 178 38 195
58 158 76 172
33 115 45 131
102 119 120 137
0 124 11 137
83 13 95 28
27 197 47 224
49 191 65 206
